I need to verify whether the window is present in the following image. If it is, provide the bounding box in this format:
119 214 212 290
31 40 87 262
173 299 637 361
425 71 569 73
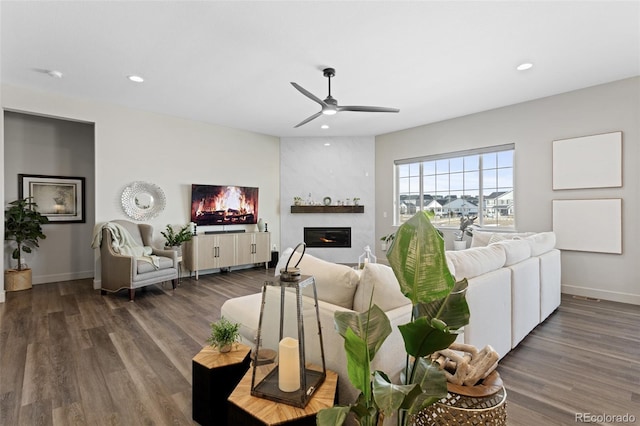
395 144 514 228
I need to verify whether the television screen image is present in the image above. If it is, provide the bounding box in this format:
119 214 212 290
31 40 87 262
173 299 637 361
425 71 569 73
191 184 259 226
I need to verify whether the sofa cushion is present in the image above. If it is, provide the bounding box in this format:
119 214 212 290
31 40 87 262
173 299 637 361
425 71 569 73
275 248 359 309
490 239 531 266
471 230 534 247
470 230 494 248
353 263 411 312
525 232 556 256
445 245 506 281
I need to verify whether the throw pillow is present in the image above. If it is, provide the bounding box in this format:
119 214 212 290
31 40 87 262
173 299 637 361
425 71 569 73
445 245 506 281
525 232 556 256
353 263 410 312
277 249 359 310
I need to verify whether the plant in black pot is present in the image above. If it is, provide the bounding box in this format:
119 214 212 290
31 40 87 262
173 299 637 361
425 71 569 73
4 198 49 291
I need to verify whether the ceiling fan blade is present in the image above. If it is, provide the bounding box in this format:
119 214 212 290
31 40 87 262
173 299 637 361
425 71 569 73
291 82 326 108
294 111 323 128
338 105 400 113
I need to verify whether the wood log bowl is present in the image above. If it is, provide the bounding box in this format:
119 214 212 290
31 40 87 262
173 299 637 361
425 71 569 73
446 370 503 397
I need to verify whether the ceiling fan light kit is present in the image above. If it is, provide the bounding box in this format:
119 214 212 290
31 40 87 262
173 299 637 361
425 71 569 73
291 67 399 128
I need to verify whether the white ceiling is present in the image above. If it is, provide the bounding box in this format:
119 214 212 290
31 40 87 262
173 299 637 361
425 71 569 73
2 1 639 138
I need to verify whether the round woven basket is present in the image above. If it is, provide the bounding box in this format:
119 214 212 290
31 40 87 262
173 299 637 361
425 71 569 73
411 387 507 426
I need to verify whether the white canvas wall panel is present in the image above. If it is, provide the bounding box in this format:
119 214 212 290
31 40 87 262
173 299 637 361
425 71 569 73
552 199 622 254
552 131 622 190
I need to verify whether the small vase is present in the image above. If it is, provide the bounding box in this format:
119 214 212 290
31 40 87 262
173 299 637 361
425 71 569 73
257 218 265 232
219 343 232 353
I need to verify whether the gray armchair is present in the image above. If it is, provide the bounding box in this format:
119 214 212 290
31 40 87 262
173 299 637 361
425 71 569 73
99 220 178 301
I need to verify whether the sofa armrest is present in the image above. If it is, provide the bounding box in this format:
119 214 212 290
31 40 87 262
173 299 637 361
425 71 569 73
151 247 178 267
100 230 135 291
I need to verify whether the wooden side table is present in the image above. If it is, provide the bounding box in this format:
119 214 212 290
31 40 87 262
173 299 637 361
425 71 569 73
192 343 251 426
227 367 338 426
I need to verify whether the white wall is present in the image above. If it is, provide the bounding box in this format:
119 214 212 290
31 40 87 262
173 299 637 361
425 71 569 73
4 112 95 284
376 77 640 305
2 84 280 292
280 137 375 263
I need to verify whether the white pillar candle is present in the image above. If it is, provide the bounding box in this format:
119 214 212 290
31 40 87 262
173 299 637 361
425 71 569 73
278 337 300 392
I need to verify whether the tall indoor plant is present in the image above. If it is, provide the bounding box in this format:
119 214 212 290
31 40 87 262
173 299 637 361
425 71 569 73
4 198 49 291
318 211 469 425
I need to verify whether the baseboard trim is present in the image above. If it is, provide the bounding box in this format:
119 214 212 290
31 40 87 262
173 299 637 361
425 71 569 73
33 271 94 285
562 284 640 306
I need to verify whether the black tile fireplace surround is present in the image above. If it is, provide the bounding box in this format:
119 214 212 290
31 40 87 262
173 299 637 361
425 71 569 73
303 227 351 248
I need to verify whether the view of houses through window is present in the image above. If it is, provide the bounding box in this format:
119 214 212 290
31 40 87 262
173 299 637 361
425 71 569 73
395 145 515 228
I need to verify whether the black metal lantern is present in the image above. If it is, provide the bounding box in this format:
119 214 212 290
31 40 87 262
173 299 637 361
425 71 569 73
250 243 326 408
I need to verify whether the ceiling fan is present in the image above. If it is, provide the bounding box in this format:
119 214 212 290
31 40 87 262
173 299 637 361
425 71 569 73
291 67 400 128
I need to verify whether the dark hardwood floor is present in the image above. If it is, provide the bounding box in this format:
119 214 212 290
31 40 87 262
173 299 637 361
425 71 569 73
1 267 638 425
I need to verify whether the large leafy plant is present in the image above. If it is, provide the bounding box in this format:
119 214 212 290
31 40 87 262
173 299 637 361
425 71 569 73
4 198 49 271
317 211 469 425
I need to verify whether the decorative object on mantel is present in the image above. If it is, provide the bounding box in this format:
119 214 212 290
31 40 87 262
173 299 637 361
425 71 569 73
293 196 303 206
353 197 360 206
251 243 326 408
323 196 332 206
290 205 364 214
121 181 166 221
207 317 241 353
4 198 49 291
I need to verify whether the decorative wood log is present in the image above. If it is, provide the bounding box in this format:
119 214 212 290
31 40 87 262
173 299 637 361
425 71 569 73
431 343 500 388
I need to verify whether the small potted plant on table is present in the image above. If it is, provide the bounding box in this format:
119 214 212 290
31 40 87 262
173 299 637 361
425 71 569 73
161 224 192 255
207 317 241 353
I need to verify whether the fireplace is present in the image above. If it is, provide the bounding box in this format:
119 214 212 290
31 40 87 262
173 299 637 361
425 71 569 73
304 227 351 248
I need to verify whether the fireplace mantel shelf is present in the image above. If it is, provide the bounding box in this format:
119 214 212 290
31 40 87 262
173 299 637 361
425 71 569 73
291 205 364 214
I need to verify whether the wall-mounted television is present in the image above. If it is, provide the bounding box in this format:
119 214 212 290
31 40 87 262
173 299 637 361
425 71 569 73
191 184 259 226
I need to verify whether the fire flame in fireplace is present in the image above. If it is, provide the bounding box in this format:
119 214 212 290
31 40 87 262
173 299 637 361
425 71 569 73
193 186 257 224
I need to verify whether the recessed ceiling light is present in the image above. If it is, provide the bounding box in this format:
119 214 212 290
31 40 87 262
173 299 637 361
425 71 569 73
47 70 63 79
321 125 329 129
516 62 533 71
324 142 331 146
127 75 144 83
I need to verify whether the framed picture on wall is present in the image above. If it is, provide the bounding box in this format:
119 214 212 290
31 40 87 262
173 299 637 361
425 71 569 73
18 174 85 223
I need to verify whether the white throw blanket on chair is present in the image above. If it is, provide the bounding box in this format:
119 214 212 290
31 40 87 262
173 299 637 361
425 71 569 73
91 222 160 268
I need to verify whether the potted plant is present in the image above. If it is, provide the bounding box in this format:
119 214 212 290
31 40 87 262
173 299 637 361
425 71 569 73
161 224 192 253
4 198 49 291
207 317 241 353
353 197 360 206
293 196 303 206
318 211 469 426
454 215 476 250
380 233 395 251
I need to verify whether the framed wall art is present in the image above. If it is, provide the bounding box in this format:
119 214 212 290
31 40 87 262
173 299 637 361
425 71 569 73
552 131 622 190
552 198 621 254
19 174 85 223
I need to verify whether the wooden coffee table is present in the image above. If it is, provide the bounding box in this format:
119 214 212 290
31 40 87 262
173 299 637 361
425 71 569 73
227 366 338 426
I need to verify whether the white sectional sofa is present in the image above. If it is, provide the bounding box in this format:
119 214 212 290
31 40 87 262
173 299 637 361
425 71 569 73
447 231 561 358
220 231 561 405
